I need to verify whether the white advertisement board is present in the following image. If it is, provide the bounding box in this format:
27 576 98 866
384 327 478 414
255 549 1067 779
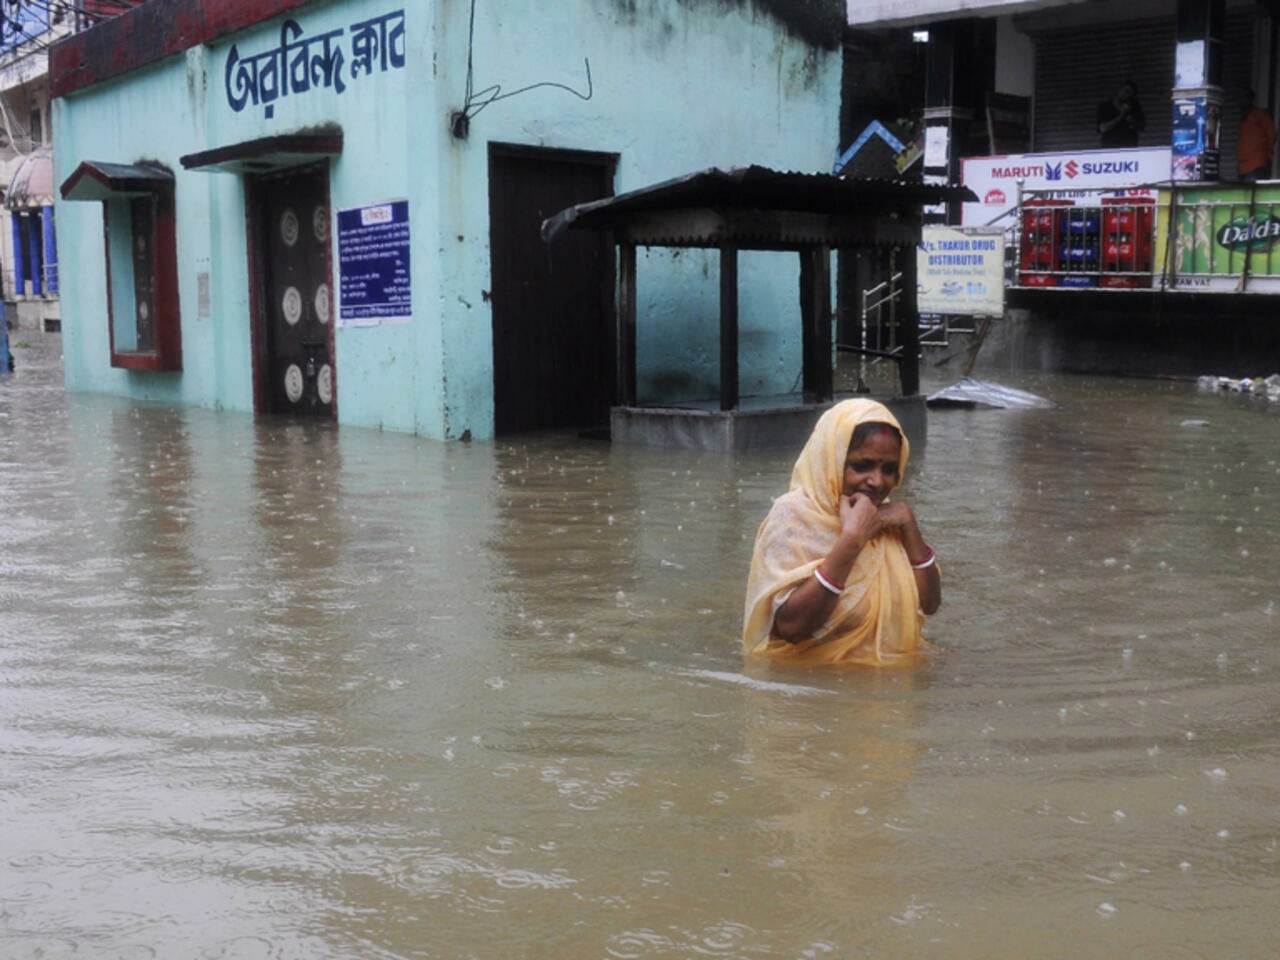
917 226 1005 317
961 147 1172 228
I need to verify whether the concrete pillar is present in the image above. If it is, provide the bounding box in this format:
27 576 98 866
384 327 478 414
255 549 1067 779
11 212 24 298
921 20 984 224
42 205 56 295
1171 0 1226 181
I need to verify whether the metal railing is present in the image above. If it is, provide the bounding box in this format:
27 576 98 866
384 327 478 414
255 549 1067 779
849 271 902 389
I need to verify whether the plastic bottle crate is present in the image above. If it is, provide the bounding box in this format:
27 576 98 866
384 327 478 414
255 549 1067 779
1019 272 1059 287
1058 209 1101 235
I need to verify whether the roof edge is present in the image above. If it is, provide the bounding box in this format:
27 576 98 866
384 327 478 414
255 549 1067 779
51 0 318 99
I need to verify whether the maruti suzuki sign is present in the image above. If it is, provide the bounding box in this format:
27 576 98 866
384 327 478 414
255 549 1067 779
962 147 1172 227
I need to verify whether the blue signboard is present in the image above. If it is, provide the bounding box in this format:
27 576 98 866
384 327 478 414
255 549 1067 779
337 199 410 325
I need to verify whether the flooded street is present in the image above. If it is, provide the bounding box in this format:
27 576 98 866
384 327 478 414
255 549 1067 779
3 331 1278 959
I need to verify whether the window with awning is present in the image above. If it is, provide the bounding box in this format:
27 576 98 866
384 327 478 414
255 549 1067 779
60 160 181 372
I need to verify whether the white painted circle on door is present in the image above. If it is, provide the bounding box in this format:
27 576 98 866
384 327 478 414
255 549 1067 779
314 283 330 324
317 364 333 405
282 286 303 326
137 301 149 322
313 205 328 243
281 208 300 247
284 364 304 403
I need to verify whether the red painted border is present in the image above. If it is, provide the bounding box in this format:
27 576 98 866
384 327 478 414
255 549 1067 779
51 0 318 99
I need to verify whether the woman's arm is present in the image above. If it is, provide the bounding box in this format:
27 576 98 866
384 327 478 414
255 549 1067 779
878 502 942 615
771 494 884 642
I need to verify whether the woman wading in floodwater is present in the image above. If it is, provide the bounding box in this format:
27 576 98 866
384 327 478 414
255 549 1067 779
743 399 941 667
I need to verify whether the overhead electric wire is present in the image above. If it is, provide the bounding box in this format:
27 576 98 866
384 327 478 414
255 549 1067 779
0 0 133 75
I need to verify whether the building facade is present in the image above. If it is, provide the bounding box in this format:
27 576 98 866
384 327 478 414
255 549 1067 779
51 0 844 439
0 0 146 332
844 0 1280 376
0 3 68 331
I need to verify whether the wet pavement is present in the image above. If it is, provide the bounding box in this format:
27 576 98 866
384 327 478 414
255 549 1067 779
2 330 1278 959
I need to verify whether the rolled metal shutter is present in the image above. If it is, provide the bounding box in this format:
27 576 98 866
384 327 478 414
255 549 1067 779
1032 10 1256 166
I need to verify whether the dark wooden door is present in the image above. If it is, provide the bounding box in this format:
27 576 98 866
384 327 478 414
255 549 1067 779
489 148 615 434
256 164 334 417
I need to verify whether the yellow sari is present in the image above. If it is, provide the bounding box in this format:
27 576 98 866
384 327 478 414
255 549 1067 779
743 399 931 667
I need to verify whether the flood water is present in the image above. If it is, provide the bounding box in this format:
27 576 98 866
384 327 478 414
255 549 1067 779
3 330 1278 959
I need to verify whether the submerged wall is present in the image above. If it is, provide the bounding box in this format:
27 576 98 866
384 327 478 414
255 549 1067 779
930 298 1280 380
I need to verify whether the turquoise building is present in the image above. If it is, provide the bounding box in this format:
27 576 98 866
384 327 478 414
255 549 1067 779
51 0 843 439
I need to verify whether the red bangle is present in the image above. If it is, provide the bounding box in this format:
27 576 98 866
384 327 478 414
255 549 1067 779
814 566 845 594
910 546 936 570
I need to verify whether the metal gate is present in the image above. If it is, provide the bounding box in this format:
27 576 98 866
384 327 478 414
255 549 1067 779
488 146 615 435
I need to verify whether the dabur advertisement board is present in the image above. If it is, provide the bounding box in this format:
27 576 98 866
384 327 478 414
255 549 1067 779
1156 185 1280 293
961 147 1172 228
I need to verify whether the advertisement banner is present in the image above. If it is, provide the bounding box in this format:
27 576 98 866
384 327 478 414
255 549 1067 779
1170 91 1221 182
1160 185 1280 291
917 226 1005 316
961 147 1171 228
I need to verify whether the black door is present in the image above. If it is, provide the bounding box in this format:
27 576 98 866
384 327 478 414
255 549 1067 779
488 147 615 434
256 164 334 417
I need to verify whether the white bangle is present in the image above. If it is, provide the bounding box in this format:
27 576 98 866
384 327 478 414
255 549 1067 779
910 547 937 570
813 567 843 595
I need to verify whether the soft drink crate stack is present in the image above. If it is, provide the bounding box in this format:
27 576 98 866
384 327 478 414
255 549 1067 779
1057 207 1100 287
1018 200 1068 287
1098 201 1155 288
1017 198 1156 289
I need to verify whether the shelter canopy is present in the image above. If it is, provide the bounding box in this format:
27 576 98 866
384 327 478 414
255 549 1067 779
542 164 973 250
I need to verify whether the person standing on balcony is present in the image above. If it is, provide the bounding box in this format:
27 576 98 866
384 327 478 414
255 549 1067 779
1097 81 1146 148
1237 89 1276 181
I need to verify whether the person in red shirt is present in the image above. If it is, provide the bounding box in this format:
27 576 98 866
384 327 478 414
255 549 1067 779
1238 89 1276 181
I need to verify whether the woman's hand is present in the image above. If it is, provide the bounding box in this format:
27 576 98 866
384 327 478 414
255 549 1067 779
838 492 884 545
876 500 915 531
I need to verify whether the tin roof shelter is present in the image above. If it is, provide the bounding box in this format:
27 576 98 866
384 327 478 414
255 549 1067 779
543 165 973 449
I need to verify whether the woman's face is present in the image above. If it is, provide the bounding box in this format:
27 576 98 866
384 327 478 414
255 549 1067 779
842 430 901 504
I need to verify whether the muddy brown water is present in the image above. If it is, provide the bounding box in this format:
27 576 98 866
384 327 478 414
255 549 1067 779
2 332 1277 959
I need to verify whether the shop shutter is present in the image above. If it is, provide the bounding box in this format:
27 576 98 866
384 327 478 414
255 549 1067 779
1032 10 1256 169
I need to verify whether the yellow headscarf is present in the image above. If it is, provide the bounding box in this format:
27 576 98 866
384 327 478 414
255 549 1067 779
742 399 929 667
